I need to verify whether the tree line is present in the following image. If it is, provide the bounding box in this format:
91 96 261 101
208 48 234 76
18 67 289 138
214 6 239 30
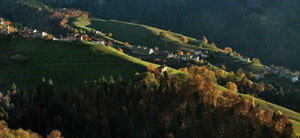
0 66 295 137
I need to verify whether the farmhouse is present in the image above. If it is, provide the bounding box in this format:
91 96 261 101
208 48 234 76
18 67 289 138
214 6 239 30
192 56 200 62
92 38 105 45
292 76 299 83
157 51 173 58
240 58 250 63
156 64 168 74
178 54 193 61
194 50 203 56
131 46 154 55
255 73 265 80
0 28 9 35
200 53 208 59
66 35 77 42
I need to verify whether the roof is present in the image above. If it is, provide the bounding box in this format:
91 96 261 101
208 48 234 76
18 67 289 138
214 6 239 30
93 38 105 42
157 64 167 69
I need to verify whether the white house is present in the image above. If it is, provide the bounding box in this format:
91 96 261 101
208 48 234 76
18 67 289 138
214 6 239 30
240 58 250 63
92 38 105 45
292 76 299 83
157 64 168 74
192 56 200 62
255 73 265 80
179 54 193 61
194 51 202 56
141 47 154 55
41 32 48 37
200 53 208 59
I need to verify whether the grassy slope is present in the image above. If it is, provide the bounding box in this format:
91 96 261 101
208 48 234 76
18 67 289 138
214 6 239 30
0 38 179 90
71 18 265 73
72 18 300 133
71 18 220 52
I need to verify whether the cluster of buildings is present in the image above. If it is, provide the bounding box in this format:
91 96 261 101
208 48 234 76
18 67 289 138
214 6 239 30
175 50 208 61
229 52 251 63
266 66 299 82
0 20 11 35
59 33 84 42
131 46 155 55
129 45 209 62
17 28 49 39
255 66 299 83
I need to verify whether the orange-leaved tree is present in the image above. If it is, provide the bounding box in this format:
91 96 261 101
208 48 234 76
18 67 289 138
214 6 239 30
124 42 129 46
226 82 238 92
181 36 188 44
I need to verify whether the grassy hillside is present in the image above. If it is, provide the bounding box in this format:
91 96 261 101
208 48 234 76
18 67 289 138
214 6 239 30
71 18 221 53
49 0 300 70
0 38 180 90
71 18 266 73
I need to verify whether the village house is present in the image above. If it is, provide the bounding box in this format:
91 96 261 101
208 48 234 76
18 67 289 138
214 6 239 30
178 54 193 61
200 53 208 59
77 35 84 41
240 58 250 63
66 34 77 42
95 31 103 35
192 56 200 62
255 73 265 80
131 46 141 54
194 50 203 56
292 75 299 83
157 51 173 58
92 38 105 45
131 46 154 55
156 64 168 74
279 72 291 79
0 28 9 35
34 32 46 38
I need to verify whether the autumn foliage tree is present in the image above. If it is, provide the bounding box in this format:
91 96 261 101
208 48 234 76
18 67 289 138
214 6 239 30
202 36 208 43
47 130 63 138
0 66 294 137
118 48 123 53
81 13 89 19
124 42 129 46
178 51 184 55
107 41 113 46
226 81 238 92
180 36 188 43
147 63 155 71
45 35 54 40
224 47 233 53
